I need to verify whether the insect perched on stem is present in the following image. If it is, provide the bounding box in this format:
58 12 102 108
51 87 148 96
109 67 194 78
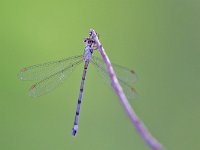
18 31 137 136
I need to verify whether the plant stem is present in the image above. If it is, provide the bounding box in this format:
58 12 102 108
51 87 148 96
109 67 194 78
89 29 164 150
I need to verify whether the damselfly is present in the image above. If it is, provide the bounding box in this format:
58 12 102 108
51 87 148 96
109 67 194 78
18 35 137 136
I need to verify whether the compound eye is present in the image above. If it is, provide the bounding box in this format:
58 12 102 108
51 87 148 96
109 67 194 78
83 38 89 43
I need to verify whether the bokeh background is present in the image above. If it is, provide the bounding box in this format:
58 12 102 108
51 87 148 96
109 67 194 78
0 0 200 150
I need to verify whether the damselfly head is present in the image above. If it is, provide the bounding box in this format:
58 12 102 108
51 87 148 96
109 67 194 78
83 37 95 46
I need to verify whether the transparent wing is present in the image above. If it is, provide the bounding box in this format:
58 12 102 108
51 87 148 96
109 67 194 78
91 56 137 100
28 59 83 97
18 55 83 81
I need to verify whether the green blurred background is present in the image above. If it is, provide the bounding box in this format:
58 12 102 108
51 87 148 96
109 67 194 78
0 0 200 149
